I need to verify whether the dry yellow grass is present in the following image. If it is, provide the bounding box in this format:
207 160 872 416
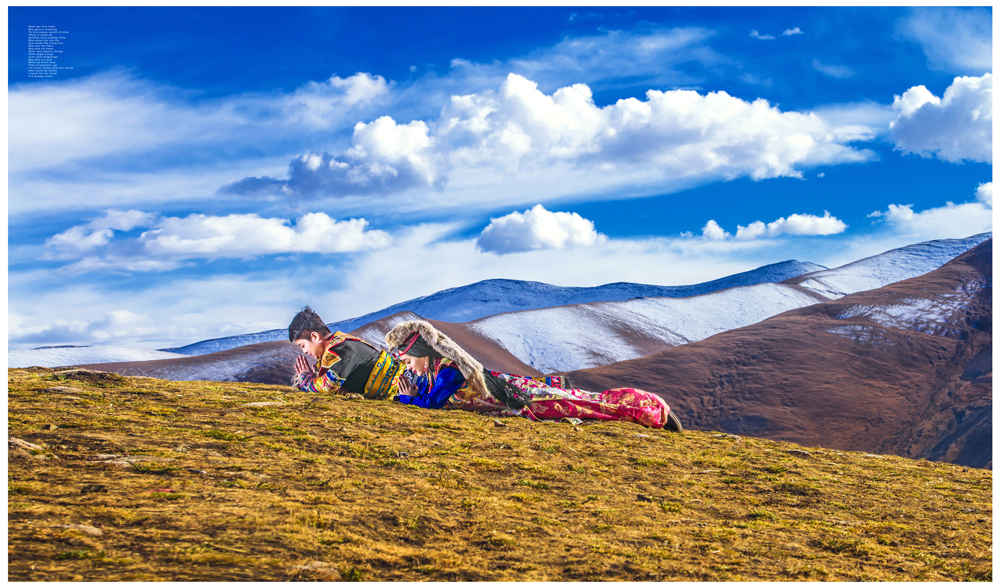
7 368 992 581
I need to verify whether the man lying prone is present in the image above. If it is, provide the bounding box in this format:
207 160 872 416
288 306 405 400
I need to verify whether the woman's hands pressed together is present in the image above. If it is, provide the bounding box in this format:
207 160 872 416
397 376 419 397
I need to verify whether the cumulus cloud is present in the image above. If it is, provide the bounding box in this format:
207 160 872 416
141 212 391 258
701 220 730 240
224 117 442 197
868 184 993 240
477 204 607 254
812 60 855 79
782 27 803 36
896 7 992 75
45 211 392 272
750 30 775 40
889 73 992 164
701 212 847 241
976 182 992 208
867 202 992 240
234 73 876 200
735 211 847 240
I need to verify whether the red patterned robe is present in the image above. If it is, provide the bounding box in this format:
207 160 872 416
401 364 672 429
494 372 672 429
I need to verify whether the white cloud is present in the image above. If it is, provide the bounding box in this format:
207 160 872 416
976 182 992 208
812 60 855 79
9 71 390 175
285 73 392 128
703 212 848 241
896 7 992 75
701 220 731 240
476 204 607 254
47 226 116 252
750 30 775 40
734 211 847 240
45 211 393 271
868 185 993 240
143 212 391 258
782 27 803 36
889 73 992 164
239 73 876 200
46 209 158 254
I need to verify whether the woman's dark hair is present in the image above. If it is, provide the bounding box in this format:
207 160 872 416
483 370 531 409
288 306 332 342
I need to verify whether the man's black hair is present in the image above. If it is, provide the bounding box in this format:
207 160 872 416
288 306 332 342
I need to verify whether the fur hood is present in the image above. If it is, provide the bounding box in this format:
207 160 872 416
385 320 488 399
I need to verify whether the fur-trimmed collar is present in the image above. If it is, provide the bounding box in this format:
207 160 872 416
385 320 488 400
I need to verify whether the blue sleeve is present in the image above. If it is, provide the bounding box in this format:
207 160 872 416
395 367 465 409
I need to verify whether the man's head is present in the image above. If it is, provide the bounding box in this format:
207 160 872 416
289 306 332 358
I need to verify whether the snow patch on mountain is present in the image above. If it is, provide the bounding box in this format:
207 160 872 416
9 347 186 368
835 293 977 339
469 283 822 373
794 233 990 299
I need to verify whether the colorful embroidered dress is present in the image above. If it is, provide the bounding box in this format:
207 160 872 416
294 331 405 400
394 358 474 408
396 363 671 429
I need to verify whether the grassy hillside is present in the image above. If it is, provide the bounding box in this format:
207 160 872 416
8 368 992 581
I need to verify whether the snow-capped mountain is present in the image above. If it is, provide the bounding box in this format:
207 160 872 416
8 346 186 369
791 233 991 299
452 233 993 373
567 239 992 468
164 259 826 355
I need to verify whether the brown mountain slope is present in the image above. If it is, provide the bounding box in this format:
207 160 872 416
565 240 992 468
70 341 302 385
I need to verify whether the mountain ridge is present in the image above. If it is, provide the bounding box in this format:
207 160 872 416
161 259 826 355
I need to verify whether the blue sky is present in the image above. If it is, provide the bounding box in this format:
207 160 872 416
8 6 993 350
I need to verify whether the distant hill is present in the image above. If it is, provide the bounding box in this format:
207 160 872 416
8 346 186 369
454 233 992 373
790 233 991 299
161 259 827 356
566 239 993 468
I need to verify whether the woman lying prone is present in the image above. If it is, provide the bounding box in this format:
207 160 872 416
387 320 682 431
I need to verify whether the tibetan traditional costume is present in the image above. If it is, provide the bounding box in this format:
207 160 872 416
293 331 405 400
386 320 678 430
